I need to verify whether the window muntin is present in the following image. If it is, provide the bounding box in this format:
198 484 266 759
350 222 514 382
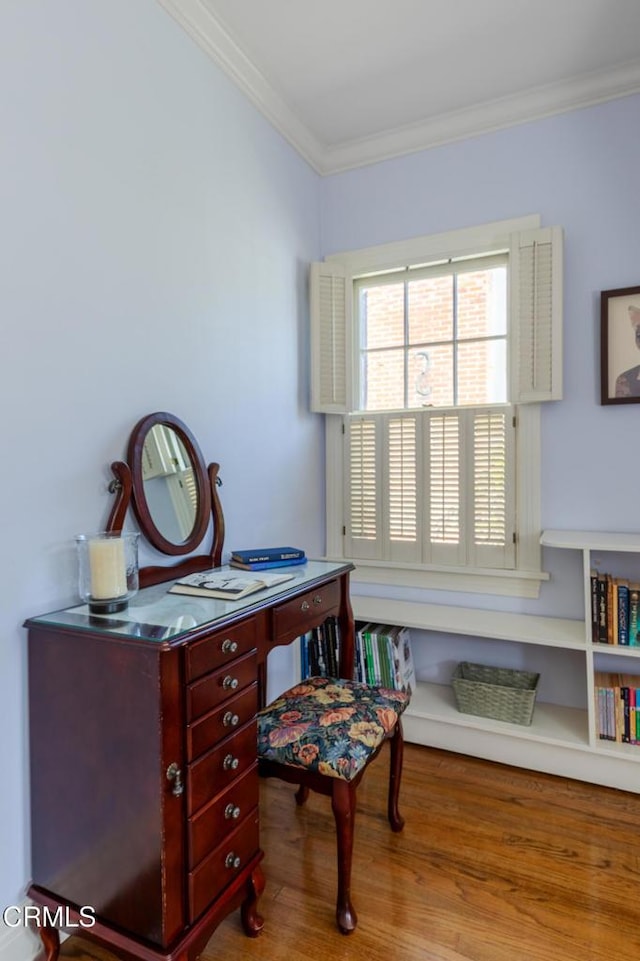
356 255 507 412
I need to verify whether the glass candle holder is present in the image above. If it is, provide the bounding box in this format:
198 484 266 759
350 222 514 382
75 532 140 614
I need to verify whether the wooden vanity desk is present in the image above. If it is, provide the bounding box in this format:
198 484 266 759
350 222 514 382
26 559 354 961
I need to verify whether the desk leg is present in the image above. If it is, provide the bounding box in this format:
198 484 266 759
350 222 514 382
241 864 265 937
36 923 60 961
338 573 355 681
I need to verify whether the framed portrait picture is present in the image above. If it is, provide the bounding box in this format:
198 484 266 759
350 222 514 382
601 285 640 405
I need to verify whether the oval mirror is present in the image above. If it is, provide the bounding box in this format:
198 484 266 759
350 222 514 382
128 412 212 556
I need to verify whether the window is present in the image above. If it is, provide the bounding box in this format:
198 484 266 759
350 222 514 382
356 255 507 410
311 217 563 597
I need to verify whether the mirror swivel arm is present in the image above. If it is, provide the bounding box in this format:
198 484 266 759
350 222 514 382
106 461 132 534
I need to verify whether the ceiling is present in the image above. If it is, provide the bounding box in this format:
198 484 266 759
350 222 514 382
156 0 640 174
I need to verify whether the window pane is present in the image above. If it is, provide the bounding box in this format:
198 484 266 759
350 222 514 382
457 339 507 405
363 349 405 410
409 345 454 408
457 267 506 340
408 276 453 344
361 284 404 349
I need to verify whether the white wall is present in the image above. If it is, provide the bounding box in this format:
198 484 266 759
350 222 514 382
0 0 322 913
320 93 640 619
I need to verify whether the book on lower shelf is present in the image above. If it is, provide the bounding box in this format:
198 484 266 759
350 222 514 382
594 671 640 744
354 622 416 695
300 617 340 678
298 619 415 695
169 568 295 600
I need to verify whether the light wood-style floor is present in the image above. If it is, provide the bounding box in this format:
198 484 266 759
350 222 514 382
61 743 640 961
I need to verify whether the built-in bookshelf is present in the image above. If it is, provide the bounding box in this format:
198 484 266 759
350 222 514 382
351 531 640 795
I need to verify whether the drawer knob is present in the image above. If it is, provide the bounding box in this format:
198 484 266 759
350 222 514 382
225 803 241 820
225 852 241 870
221 638 238 654
166 762 183 797
223 711 240 728
223 675 239 690
223 754 240 771
313 595 322 606
301 601 310 612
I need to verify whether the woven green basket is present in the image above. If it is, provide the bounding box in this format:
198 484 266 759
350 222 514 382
451 661 540 726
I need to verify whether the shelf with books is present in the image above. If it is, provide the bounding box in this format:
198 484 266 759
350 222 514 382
351 533 640 795
298 618 416 698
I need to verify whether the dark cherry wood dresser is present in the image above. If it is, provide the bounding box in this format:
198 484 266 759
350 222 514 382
26 560 354 961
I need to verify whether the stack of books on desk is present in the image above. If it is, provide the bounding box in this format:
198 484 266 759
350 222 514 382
229 546 306 571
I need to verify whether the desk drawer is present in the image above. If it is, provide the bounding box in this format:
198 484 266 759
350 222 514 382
188 764 258 868
189 809 260 923
186 617 258 682
188 722 257 816
272 579 340 643
187 652 257 722
187 683 258 761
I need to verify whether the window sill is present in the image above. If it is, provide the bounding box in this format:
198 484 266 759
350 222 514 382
323 557 548 599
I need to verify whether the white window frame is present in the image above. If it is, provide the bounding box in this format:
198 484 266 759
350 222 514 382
314 216 562 599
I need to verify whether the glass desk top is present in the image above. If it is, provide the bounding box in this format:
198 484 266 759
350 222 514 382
26 560 352 644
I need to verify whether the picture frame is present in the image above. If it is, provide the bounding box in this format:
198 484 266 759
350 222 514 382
600 285 640 405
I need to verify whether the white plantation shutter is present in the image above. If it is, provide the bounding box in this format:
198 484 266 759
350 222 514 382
469 409 515 569
310 261 352 413
427 414 464 566
510 226 563 403
345 408 514 569
386 415 420 563
345 416 381 559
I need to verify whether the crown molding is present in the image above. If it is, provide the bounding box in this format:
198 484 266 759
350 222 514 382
321 59 640 173
154 0 325 170
156 0 640 176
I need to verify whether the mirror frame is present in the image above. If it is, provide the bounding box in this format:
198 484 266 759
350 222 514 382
128 412 211 556
106 412 225 587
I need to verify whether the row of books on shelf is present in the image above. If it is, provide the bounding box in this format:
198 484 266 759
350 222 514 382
355 623 416 695
299 620 416 695
590 571 640 646
300 617 341 678
595 672 640 744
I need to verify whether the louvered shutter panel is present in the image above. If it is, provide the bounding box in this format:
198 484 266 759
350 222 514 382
468 409 515 569
426 412 465 566
310 261 352 413
386 414 421 563
510 226 563 403
345 416 382 559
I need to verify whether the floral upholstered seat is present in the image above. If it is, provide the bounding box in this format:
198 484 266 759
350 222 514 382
257 676 410 781
257 674 410 934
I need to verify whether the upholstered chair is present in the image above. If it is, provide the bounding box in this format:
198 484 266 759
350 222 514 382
257 675 410 933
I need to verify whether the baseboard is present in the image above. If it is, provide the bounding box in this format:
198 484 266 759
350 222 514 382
0 920 42 961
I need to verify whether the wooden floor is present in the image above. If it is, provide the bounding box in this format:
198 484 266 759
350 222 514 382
61 743 640 961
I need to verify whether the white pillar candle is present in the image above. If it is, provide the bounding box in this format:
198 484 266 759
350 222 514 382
88 537 127 600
